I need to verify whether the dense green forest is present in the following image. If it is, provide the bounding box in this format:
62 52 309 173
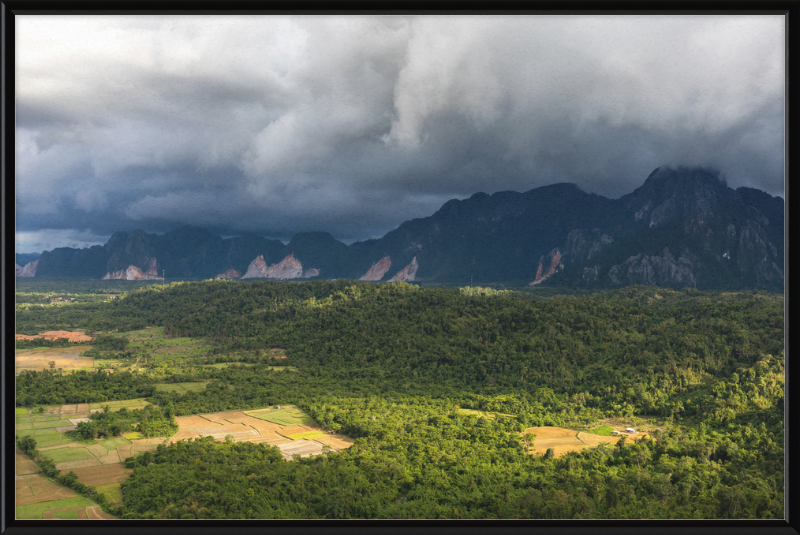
14 279 784 519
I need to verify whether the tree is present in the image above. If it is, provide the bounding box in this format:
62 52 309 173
544 448 555 460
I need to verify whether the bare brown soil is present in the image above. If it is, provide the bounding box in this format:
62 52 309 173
16 331 92 342
16 451 40 475
522 426 651 458
15 347 94 374
59 463 131 486
86 506 116 519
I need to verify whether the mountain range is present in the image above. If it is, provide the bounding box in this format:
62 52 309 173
17 166 784 291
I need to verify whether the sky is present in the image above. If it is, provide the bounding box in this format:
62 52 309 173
15 15 785 253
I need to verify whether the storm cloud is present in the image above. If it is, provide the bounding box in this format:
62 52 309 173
15 15 784 252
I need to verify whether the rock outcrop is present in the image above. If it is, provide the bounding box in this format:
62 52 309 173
359 256 392 281
241 255 269 279
242 254 319 280
388 257 418 282
216 269 242 279
15 259 38 277
530 249 563 286
102 265 164 281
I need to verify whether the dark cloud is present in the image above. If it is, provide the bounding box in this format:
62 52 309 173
15 15 784 252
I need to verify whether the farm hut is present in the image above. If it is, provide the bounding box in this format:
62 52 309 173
612 430 621 435
626 427 635 434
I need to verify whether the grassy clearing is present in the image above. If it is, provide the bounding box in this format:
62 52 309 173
123 432 145 439
455 408 513 419
153 381 209 393
16 496 98 519
16 407 30 415
246 407 315 426
42 447 93 463
93 482 122 504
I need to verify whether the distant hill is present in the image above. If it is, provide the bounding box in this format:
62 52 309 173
27 166 783 291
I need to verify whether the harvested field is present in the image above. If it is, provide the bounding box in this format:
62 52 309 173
14 346 93 374
16 330 93 343
99 437 132 450
175 415 223 428
55 458 102 470
98 450 122 465
522 427 596 458
276 424 319 437
16 451 40 475
521 426 649 458
287 431 327 440
277 440 325 459
89 399 150 411
314 434 356 450
117 445 133 461
16 475 78 506
60 463 131 486
60 405 78 415
68 417 91 425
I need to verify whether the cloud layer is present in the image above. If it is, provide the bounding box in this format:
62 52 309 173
15 15 784 252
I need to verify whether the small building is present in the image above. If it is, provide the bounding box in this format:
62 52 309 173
612 430 621 435
626 427 635 434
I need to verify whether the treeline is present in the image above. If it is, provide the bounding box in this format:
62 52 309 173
16 369 155 406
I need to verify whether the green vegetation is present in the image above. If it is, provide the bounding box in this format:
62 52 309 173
73 404 177 440
41 446 95 464
15 496 99 520
14 280 784 519
585 425 615 436
248 407 315 426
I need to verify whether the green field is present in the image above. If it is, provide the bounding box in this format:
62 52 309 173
246 407 315 426
16 496 99 519
41 446 94 463
585 424 616 436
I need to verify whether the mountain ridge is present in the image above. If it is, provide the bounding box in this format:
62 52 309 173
23 166 784 291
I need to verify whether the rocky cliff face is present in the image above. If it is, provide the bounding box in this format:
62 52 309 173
389 257 418 282
530 250 563 286
15 259 38 277
241 255 269 279
607 248 697 288
216 269 242 279
359 256 392 281
102 265 164 280
241 254 319 280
